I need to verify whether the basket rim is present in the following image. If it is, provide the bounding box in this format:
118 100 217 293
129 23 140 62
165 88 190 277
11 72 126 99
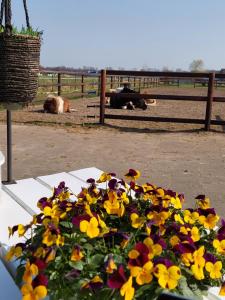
0 33 40 40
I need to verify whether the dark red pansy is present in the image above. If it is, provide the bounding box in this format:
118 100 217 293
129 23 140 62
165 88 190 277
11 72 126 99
129 181 136 189
198 208 216 216
72 215 90 227
34 258 47 271
87 178 95 184
174 242 196 254
108 172 116 177
107 265 127 289
165 190 176 198
58 181 66 189
151 234 167 249
108 178 118 190
154 258 173 268
32 273 48 288
204 253 217 263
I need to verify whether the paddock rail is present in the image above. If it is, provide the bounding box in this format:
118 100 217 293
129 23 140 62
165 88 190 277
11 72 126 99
99 70 225 131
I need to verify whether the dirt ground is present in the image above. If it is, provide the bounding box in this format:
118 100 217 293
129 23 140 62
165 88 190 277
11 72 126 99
0 86 225 132
0 86 225 216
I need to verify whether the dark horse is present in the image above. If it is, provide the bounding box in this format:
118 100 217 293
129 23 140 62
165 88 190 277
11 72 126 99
110 85 147 110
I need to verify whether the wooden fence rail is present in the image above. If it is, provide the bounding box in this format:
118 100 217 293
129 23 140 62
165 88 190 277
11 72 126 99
38 70 159 98
100 69 225 131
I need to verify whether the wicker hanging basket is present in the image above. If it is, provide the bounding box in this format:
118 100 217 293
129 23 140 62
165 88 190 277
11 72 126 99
0 33 41 107
0 0 41 108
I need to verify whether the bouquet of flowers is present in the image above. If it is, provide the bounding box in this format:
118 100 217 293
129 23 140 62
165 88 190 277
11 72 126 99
6 170 225 300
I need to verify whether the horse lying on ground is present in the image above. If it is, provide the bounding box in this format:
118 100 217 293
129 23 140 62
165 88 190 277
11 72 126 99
109 86 148 110
43 94 73 114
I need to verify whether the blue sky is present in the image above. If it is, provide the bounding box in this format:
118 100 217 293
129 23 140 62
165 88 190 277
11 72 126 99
11 0 225 70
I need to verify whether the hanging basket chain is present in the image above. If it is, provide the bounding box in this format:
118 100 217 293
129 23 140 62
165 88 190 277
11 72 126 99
0 0 31 30
0 0 5 27
23 0 30 28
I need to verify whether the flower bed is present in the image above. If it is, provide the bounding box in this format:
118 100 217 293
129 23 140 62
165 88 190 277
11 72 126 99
6 170 225 300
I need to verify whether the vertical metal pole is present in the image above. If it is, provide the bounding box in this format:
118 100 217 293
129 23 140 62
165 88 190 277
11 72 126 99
205 72 215 131
81 75 84 98
5 110 15 184
57 73 61 96
100 69 106 125
110 76 113 89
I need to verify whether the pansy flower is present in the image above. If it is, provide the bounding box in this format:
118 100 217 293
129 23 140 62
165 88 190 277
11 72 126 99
80 216 100 238
213 239 225 254
130 261 153 285
205 261 222 279
23 260 39 284
105 255 117 274
219 282 225 296
21 284 47 300
154 263 181 289
199 214 219 229
196 195 211 209
71 246 84 262
130 213 145 229
125 169 140 181
120 276 135 300
82 275 104 290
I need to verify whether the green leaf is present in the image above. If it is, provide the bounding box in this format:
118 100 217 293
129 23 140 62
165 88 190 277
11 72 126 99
83 243 93 251
89 254 105 266
60 221 73 229
15 264 25 285
69 260 84 271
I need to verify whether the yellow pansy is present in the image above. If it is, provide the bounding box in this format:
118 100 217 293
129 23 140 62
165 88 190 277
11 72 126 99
171 196 182 209
104 192 124 217
197 197 210 209
80 217 100 238
97 172 111 183
191 264 205 280
181 253 193 267
199 214 219 230
86 193 98 205
144 237 162 259
180 226 190 235
205 261 222 279
71 247 84 262
128 249 140 259
120 191 129 204
42 230 64 247
120 276 135 300
33 247 46 259
23 261 39 284
191 226 200 242
130 213 145 229
219 282 225 296
154 264 181 289
193 246 205 267
170 235 180 247
183 210 199 224
147 211 170 226
5 246 22 261
174 214 184 225
130 261 153 285
106 256 117 274
213 239 225 254
18 224 26 237
21 284 47 300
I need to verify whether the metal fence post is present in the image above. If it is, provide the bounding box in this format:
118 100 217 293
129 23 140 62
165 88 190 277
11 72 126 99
205 72 215 131
100 70 106 125
57 73 61 96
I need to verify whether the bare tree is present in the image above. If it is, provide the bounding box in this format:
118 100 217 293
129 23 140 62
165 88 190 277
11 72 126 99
189 59 204 72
